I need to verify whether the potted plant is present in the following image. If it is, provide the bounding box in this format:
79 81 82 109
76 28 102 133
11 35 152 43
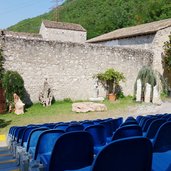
94 68 125 101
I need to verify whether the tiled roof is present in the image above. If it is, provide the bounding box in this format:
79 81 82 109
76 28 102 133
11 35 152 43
43 20 86 32
87 18 171 43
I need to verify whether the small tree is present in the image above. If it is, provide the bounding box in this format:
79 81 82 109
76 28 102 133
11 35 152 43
94 68 125 96
162 34 171 70
2 70 24 110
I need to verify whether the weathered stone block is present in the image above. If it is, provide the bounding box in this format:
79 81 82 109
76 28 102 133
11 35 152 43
72 102 107 113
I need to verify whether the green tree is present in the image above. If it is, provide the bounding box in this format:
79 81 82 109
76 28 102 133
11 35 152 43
2 71 25 109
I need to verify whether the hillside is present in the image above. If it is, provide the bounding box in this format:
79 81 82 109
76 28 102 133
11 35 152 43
8 0 171 39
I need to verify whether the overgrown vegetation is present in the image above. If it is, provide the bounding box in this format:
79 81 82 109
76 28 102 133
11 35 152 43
8 0 171 39
0 49 5 80
94 68 125 97
134 66 169 101
2 71 25 109
134 66 157 101
162 34 171 71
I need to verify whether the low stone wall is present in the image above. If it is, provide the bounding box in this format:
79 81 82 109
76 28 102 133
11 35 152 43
0 35 153 103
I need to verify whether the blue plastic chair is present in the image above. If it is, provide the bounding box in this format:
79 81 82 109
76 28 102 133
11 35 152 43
21 126 39 147
81 121 94 128
85 125 106 154
73 137 152 171
110 117 123 132
46 131 94 171
65 123 84 132
144 119 166 139
54 123 69 131
142 118 157 132
26 127 49 156
99 120 113 142
33 129 64 161
152 122 171 171
153 121 171 152
112 125 142 141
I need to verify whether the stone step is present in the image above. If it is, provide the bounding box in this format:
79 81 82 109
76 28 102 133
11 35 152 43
0 146 19 171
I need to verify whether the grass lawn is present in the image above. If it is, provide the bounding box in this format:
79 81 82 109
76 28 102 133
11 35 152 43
0 96 139 135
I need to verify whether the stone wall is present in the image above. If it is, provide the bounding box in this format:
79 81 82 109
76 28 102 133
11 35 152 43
151 26 171 74
0 35 153 103
39 23 87 43
95 34 155 49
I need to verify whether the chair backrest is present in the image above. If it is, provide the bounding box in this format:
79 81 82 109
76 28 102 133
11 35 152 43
85 125 106 146
153 121 171 152
110 117 123 132
54 123 69 131
91 137 152 171
13 126 25 141
121 120 138 127
142 118 157 132
139 116 151 127
26 127 48 152
145 119 166 139
49 131 94 171
136 115 143 123
81 121 94 128
21 126 38 146
65 124 84 132
8 126 18 137
112 125 142 141
100 121 113 138
34 129 64 160
17 127 27 143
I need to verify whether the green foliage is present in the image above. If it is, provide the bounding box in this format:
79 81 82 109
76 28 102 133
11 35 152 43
134 66 157 101
2 71 25 106
0 49 5 80
7 0 171 39
63 98 73 103
162 34 171 71
94 68 125 94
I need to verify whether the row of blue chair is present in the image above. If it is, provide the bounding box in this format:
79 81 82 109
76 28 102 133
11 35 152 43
8 113 171 171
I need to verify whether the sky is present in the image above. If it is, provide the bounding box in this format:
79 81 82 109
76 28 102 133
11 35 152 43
0 0 64 29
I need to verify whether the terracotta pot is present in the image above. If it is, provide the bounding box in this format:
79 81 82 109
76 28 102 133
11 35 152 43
108 93 116 101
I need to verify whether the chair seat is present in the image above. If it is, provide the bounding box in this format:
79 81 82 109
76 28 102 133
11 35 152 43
152 150 171 171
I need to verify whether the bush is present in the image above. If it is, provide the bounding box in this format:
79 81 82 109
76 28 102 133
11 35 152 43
94 68 125 95
63 98 73 103
134 66 157 101
2 71 24 107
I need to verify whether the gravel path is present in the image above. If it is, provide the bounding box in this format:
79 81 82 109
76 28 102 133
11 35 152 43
129 100 171 118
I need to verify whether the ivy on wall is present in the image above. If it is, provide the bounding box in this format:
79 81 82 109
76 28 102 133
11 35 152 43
163 34 171 71
0 49 4 80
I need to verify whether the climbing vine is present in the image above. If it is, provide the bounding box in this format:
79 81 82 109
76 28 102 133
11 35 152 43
0 48 5 80
162 34 171 71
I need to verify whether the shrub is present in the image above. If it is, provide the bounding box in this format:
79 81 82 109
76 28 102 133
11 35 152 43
94 68 125 95
2 71 24 107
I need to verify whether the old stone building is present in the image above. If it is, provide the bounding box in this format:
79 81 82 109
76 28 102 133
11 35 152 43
39 20 87 43
87 18 171 74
